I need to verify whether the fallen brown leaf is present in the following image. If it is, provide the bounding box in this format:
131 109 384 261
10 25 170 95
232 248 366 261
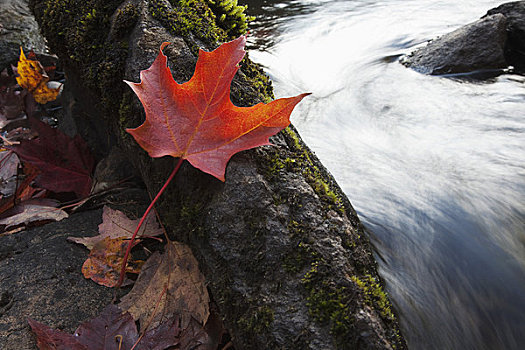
0 199 67 231
0 150 19 198
119 241 210 330
69 205 163 250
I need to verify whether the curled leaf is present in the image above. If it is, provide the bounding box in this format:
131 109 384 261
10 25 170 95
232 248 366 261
0 199 68 231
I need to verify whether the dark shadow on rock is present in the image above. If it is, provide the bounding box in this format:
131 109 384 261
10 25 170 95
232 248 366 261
485 1 525 72
0 209 112 350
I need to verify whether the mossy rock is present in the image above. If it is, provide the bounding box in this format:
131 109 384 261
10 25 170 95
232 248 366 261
29 0 407 348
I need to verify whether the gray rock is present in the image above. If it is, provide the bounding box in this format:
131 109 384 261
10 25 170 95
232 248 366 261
0 0 46 69
485 1 525 71
0 209 113 350
402 14 508 75
29 0 407 348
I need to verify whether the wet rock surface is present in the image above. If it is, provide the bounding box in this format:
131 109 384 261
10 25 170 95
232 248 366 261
402 1 525 75
0 0 46 69
401 14 508 75
0 209 112 350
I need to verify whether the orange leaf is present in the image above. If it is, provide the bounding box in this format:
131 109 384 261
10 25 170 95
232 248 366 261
126 36 309 181
16 48 60 104
81 237 143 287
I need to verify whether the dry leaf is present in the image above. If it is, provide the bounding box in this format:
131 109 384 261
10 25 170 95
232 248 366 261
8 118 95 198
179 310 226 350
119 241 210 329
137 317 181 350
0 150 19 198
81 237 143 288
28 318 88 350
69 205 163 250
0 199 67 231
29 305 138 350
16 48 60 104
0 162 40 217
29 304 185 350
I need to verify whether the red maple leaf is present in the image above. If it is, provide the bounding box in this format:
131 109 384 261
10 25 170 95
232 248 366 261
126 35 309 181
118 36 309 288
8 118 95 197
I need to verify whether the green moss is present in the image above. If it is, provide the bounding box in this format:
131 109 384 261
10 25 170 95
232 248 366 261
151 0 273 105
301 260 400 348
351 274 395 321
149 0 227 46
237 305 275 333
161 191 205 239
112 3 139 38
281 239 317 274
273 127 345 214
118 91 135 134
265 152 285 177
301 261 358 346
206 0 254 38
236 56 274 105
180 202 204 224
37 0 130 118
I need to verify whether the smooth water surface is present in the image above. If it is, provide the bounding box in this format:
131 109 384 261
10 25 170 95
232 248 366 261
244 0 525 348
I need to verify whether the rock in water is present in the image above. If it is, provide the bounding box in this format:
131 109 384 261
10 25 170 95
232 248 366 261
402 14 508 75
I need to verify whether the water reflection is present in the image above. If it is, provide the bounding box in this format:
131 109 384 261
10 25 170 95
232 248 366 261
244 0 525 349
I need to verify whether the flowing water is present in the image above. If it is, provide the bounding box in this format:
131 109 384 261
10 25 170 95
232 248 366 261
243 0 525 349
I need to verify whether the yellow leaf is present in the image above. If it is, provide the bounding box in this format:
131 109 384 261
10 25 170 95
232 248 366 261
16 48 60 104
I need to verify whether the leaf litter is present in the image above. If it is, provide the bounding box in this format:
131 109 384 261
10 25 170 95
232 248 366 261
8 117 95 198
119 241 210 329
69 206 163 287
0 198 68 231
29 303 224 350
23 34 310 349
69 205 164 250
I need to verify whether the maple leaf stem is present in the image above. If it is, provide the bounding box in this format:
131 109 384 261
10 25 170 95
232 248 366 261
117 157 184 288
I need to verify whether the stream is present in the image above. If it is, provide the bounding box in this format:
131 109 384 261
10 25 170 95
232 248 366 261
243 0 525 349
